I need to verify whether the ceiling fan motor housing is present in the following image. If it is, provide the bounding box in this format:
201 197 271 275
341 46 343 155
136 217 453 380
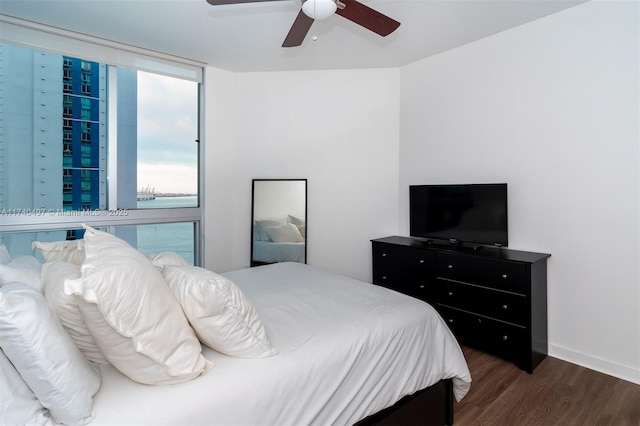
301 0 337 20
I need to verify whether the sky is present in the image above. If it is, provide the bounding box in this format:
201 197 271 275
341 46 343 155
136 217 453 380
136 71 199 194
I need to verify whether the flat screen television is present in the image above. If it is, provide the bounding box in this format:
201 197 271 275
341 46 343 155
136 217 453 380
409 183 508 247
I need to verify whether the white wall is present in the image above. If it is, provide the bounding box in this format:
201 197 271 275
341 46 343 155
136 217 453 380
203 67 238 271
399 1 639 383
252 180 306 221
204 68 400 281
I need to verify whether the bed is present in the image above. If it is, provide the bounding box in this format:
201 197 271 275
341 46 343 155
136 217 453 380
252 240 306 263
0 227 471 426
252 218 306 264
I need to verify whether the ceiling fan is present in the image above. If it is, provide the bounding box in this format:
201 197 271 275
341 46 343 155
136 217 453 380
205 0 400 47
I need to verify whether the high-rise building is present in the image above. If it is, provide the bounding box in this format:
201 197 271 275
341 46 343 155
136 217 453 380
1 43 141 211
61 56 105 211
0 44 108 213
1 44 138 250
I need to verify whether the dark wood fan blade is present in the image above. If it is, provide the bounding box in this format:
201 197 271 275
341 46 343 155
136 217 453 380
282 10 314 47
206 0 286 5
335 0 400 37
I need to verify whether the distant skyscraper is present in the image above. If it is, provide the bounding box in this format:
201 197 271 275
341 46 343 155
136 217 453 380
0 44 108 213
1 45 63 212
1 44 136 246
61 56 105 211
0 44 138 215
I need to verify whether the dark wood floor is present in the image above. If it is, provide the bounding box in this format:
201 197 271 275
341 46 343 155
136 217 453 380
454 346 640 426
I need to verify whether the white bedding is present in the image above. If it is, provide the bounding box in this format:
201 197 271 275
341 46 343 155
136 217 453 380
89 262 471 425
252 240 305 263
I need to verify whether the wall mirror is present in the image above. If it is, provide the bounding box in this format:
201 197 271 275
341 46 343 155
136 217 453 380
251 179 307 267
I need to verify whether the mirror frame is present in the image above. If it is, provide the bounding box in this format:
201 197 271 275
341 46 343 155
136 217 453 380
251 179 307 267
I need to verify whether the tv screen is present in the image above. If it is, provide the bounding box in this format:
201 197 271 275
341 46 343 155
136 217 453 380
409 183 508 247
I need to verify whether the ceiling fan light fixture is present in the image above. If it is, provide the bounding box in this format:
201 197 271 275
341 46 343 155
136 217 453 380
301 0 337 20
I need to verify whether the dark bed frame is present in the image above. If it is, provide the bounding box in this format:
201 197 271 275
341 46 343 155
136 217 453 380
355 379 454 426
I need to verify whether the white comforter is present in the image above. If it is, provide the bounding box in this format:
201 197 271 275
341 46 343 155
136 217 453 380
90 262 471 425
253 240 306 263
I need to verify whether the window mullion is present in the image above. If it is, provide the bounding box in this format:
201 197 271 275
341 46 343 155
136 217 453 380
107 65 118 210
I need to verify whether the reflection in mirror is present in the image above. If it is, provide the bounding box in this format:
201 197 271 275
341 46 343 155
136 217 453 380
251 179 307 267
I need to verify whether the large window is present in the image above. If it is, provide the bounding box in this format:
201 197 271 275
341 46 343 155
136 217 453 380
0 29 204 265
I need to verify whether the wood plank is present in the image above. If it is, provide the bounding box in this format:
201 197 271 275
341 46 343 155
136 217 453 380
455 346 639 425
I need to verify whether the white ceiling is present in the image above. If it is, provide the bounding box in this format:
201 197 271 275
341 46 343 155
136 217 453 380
0 0 587 72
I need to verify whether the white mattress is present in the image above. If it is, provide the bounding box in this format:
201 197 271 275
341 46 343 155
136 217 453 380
252 240 305 263
90 262 471 425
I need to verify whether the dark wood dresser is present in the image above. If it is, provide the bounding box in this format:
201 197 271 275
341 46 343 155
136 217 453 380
371 236 550 373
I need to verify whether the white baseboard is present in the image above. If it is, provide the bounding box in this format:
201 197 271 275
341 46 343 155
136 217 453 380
549 343 640 385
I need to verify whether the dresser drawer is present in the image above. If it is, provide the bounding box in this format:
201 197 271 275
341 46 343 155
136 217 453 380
436 252 527 294
433 278 528 325
438 305 527 361
373 243 433 269
372 243 433 295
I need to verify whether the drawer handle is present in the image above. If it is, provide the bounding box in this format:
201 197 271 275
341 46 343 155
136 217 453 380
502 304 508 310
501 274 508 279
502 335 509 341
448 291 453 296
448 264 453 269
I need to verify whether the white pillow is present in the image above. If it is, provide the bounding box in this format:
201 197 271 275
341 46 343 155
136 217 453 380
65 225 213 385
255 220 285 242
287 214 305 226
0 348 52 426
0 244 10 265
32 240 85 265
296 224 306 239
263 223 305 243
162 265 278 358
41 261 108 364
0 256 42 291
146 251 190 269
0 282 100 426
